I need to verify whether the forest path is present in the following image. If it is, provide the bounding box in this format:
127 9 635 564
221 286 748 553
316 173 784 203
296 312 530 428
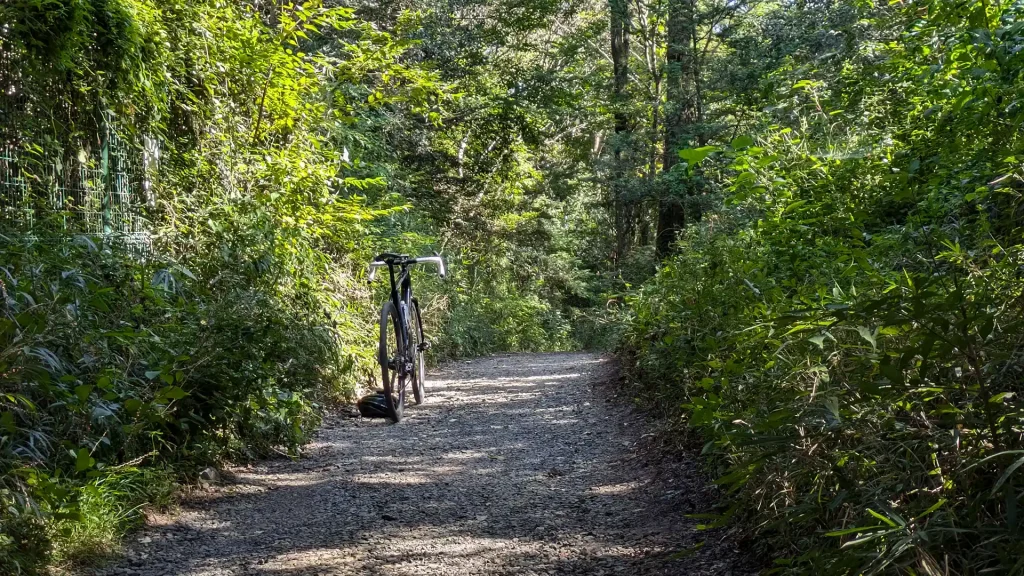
98 353 747 576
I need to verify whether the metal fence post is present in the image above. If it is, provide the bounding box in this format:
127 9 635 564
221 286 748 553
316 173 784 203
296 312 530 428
100 115 112 236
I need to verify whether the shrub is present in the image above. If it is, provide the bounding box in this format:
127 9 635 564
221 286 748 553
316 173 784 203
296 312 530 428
622 4 1024 571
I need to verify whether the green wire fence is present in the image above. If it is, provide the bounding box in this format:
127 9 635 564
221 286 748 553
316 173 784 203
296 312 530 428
0 33 152 251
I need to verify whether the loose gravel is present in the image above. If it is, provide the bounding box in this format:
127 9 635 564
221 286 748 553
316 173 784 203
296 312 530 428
95 353 750 575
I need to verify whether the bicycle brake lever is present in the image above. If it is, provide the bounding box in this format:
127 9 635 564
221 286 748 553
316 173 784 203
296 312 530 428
432 251 446 280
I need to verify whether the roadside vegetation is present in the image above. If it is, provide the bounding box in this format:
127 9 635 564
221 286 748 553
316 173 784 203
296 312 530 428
619 3 1024 573
3 0 1024 574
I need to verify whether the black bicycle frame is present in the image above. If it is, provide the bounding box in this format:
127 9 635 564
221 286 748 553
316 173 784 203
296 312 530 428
371 252 444 369
384 260 414 354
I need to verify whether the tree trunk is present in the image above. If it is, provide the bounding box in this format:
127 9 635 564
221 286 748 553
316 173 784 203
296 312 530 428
641 72 660 248
656 0 701 258
610 0 632 263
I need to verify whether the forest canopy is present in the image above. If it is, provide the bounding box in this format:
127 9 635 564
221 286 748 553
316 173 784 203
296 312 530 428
3 0 1024 574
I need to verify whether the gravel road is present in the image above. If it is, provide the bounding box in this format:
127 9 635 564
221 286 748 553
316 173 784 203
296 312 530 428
96 353 749 575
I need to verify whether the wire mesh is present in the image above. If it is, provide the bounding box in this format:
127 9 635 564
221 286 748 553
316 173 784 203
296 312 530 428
0 30 152 253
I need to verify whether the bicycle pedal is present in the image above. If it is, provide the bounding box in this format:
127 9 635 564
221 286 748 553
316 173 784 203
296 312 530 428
417 341 431 352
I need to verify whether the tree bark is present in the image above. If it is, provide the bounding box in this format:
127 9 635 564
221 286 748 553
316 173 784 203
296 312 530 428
656 0 701 258
610 0 632 263
641 72 660 248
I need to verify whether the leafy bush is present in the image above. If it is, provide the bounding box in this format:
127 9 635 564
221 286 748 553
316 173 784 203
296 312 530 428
0 0 598 570
0 1 436 572
426 250 576 359
626 222 1024 573
0 235 373 571
622 3 1024 573
436 290 573 358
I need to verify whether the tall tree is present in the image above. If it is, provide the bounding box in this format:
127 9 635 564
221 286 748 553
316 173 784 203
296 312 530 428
610 0 633 262
656 0 700 257
631 0 664 248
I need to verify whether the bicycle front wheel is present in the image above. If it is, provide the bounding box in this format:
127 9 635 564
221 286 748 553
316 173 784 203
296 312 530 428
410 298 426 405
378 300 405 422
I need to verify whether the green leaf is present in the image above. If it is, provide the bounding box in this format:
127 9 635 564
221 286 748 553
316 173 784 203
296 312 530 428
866 508 897 527
75 448 95 472
0 411 14 433
88 295 110 312
879 360 904 386
825 525 885 537
980 315 995 340
731 135 754 149
53 511 84 523
916 498 947 520
992 457 1024 495
158 386 188 400
962 450 1024 473
75 384 94 404
856 326 877 349
990 392 1015 404
783 200 808 214
733 171 757 186
841 531 889 548
679 146 720 166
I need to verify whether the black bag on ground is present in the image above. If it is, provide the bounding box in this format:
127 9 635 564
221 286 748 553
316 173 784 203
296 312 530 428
357 391 392 418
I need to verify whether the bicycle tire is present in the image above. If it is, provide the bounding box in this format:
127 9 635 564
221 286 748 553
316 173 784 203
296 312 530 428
378 300 405 422
410 298 426 404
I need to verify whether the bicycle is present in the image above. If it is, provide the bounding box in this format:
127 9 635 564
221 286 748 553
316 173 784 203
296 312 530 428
368 253 446 422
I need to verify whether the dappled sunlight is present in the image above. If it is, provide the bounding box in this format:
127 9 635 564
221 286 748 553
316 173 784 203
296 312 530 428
104 353 711 576
588 482 640 496
430 372 585 387
538 418 581 426
229 472 329 488
348 474 436 486
253 528 616 575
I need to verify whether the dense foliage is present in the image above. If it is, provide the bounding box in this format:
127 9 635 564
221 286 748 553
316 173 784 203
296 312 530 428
0 0 599 571
622 1 1024 573
0 1 420 570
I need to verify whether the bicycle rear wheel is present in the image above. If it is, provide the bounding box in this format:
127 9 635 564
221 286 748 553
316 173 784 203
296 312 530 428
378 301 405 422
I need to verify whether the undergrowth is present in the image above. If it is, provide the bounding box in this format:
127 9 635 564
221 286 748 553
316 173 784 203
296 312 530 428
620 4 1024 573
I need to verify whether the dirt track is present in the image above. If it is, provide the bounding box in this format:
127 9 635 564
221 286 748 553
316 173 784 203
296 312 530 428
96 353 749 575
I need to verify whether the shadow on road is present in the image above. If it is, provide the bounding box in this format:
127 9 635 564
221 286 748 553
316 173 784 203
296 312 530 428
97 353 748 576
